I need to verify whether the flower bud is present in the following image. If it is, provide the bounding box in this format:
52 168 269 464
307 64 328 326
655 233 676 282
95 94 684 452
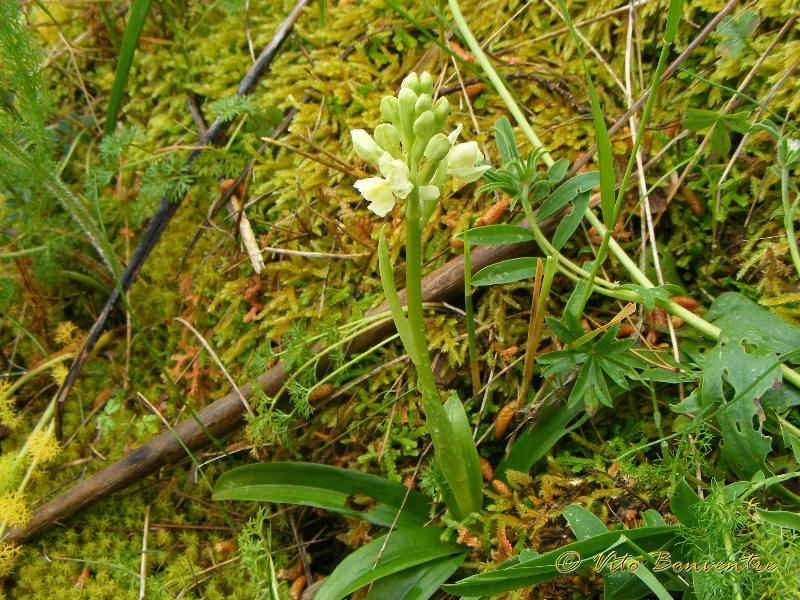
380 96 399 123
424 133 451 163
419 71 434 96
400 72 420 93
398 88 418 147
374 124 402 159
414 93 433 115
350 129 383 163
433 96 450 131
413 110 435 142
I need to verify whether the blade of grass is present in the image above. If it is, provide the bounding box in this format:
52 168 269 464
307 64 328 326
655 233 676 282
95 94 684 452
552 0 615 231
105 0 155 136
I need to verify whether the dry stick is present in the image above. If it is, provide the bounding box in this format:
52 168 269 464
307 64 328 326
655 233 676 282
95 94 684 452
568 0 741 178
3 213 561 544
52 0 311 441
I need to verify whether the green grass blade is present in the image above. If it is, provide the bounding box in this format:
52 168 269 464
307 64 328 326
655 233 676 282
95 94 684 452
315 527 463 600
212 462 431 529
104 0 155 135
554 0 614 229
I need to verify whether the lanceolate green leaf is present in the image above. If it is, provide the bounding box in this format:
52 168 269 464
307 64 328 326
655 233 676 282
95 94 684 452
551 191 590 250
442 393 483 516
456 224 535 246
366 552 467 600
472 257 539 286
492 116 519 167
563 504 607 540
315 527 464 600
755 508 800 531
538 171 599 220
105 0 155 135
212 462 431 529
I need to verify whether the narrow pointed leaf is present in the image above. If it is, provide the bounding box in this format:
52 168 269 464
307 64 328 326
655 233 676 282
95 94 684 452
213 462 430 529
442 526 678 596
105 0 155 135
472 257 539 286
538 172 599 220
456 224 535 246
552 191 590 250
492 116 519 166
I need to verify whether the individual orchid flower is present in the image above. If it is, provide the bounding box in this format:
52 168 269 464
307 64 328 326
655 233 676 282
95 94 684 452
378 153 413 199
447 141 490 183
353 177 395 217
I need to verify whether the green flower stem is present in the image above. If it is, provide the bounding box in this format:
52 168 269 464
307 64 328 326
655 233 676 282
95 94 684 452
401 169 479 519
781 165 800 277
464 217 480 396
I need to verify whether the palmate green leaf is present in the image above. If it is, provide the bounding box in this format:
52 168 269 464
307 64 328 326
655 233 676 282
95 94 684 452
315 527 464 600
366 552 467 600
212 462 431 529
471 257 539 286
442 526 678 596
682 108 722 131
456 224 535 246
715 10 759 59
538 171 599 220
691 339 778 480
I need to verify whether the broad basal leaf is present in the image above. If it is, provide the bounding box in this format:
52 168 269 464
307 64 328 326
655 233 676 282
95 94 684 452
315 526 464 600
213 462 430 529
366 552 467 600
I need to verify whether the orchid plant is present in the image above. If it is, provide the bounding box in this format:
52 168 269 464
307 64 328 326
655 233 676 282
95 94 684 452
351 72 486 520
